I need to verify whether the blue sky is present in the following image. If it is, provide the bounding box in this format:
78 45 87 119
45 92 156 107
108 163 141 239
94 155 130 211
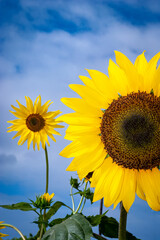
1 0 160 239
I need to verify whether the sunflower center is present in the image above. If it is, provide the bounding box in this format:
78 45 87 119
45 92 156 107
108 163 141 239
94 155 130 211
101 92 160 170
122 114 155 148
26 114 45 132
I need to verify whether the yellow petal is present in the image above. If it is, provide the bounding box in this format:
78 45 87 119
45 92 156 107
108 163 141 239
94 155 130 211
33 96 40 113
143 52 160 93
92 157 114 201
122 169 136 212
108 59 130 96
60 135 101 158
134 51 148 75
87 69 118 101
65 125 100 140
61 97 102 116
27 132 34 149
25 96 34 113
58 112 101 126
79 75 96 89
69 84 107 109
138 170 160 211
68 143 106 179
114 51 139 92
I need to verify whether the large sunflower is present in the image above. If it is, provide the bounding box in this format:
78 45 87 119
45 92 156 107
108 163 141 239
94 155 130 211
59 51 160 212
8 96 63 150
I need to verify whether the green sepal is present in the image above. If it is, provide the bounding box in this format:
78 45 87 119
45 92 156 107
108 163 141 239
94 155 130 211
70 177 80 190
150 88 154 95
73 188 94 204
80 188 94 204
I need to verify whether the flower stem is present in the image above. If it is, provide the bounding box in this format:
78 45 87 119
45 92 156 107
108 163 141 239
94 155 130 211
39 224 44 240
99 198 103 235
39 145 49 240
70 185 75 213
79 197 86 213
45 145 49 193
93 232 109 240
75 182 88 214
118 202 127 240
0 223 25 240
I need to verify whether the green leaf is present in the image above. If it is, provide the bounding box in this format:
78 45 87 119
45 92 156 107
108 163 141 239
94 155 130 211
99 216 141 239
81 189 94 204
45 201 71 221
99 216 118 238
126 233 141 240
86 215 102 227
70 177 80 190
42 213 93 240
49 214 72 227
74 188 94 204
0 202 36 211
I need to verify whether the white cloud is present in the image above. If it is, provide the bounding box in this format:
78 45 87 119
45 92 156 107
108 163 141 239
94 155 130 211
1 0 160 196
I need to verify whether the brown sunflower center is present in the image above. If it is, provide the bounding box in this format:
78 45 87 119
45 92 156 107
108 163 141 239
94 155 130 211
26 114 45 132
101 91 160 170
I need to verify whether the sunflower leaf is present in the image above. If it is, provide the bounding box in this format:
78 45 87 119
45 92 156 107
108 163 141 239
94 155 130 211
0 202 36 211
99 216 141 239
86 211 109 226
45 201 72 221
42 213 93 240
49 214 72 227
86 215 102 227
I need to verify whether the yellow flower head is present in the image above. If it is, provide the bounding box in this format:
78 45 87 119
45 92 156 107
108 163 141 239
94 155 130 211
42 192 55 203
59 51 160 212
8 96 63 150
33 193 55 209
0 222 8 240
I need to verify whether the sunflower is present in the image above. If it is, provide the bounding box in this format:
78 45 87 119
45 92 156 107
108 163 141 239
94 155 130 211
0 222 8 240
8 96 63 150
59 51 160 212
41 192 55 203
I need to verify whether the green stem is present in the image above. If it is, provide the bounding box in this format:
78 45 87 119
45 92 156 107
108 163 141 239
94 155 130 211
79 197 86 213
93 232 109 240
0 224 25 240
75 182 88 214
70 185 75 213
99 198 103 235
39 146 49 240
45 145 49 193
118 202 127 240
39 223 44 240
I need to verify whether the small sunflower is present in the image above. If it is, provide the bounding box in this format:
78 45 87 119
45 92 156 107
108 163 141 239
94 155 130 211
8 96 63 150
59 51 160 212
41 192 55 203
34 193 55 208
0 222 8 240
